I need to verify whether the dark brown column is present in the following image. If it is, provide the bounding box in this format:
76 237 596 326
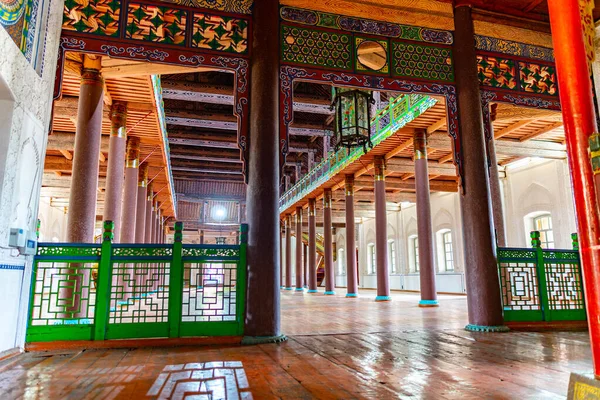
135 164 148 243
120 137 139 242
285 215 293 290
303 243 308 288
374 157 391 301
280 225 285 288
295 207 304 291
66 55 103 243
244 0 282 341
323 189 336 295
487 105 507 247
414 130 438 307
345 175 358 297
144 183 154 243
103 101 127 242
453 5 506 331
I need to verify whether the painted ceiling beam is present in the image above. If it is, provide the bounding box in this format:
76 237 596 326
47 132 110 152
177 193 246 203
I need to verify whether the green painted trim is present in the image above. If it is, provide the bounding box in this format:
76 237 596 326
237 224 248 335
105 322 170 340
26 325 94 342
168 225 184 338
93 225 113 340
465 324 509 333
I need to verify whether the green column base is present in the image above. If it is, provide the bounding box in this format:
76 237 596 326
241 334 288 345
465 324 509 333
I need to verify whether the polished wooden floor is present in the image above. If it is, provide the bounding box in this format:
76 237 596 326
0 289 593 399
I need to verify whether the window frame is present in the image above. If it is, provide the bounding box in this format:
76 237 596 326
533 213 554 249
412 236 419 273
367 243 376 275
387 239 397 274
442 231 454 272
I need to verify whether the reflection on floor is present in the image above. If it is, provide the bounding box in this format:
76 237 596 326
0 290 592 399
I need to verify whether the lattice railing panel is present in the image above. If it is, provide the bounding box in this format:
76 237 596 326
29 261 97 326
109 262 170 324
498 261 541 311
544 258 585 311
182 263 238 322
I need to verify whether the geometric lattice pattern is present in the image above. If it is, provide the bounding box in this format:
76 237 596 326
498 261 541 311
62 0 121 36
109 262 170 324
545 261 585 311
182 263 238 322
519 62 558 96
392 41 454 82
281 25 352 70
126 3 186 45
29 261 97 325
146 362 252 399
155 0 252 14
477 56 517 90
192 12 248 54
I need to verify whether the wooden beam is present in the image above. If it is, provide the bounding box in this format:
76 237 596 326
385 138 414 160
494 120 533 139
101 63 216 79
47 132 110 152
59 150 73 160
386 157 456 175
438 153 454 164
426 117 447 134
519 122 563 142
178 193 246 203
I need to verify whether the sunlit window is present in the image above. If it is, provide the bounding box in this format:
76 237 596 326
442 231 454 271
533 214 554 249
367 243 376 275
388 240 397 274
338 248 345 275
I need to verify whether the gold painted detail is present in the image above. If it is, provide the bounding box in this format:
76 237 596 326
573 381 600 399
345 175 354 196
147 182 154 200
126 136 140 168
590 133 600 175
374 157 386 181
81 69 103 87
296 210 302 224
138 163 148 187
110 101 127 138
323 189 332 208
413 131 427 160
579 0 595 74
308 199 316 216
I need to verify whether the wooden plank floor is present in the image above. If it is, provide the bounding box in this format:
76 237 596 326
0 290 593 399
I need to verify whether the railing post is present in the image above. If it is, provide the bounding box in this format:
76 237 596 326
238 223 248 335
531 231 550 321
93 221 114 341
572 232 580 250
168 222 184 338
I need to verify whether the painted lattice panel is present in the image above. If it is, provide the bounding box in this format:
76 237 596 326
519 62 558 96
29 261 97 326
182 263 238 322
182 246 239 258
477 56 517 90
392 41 453 82
191 13 248 54
281 25 352 70
126 3 186 45
112 245 173 257
544 259 584 311
62 0 121 36
109 262 170 324
498 261 540 311
37 243 102 257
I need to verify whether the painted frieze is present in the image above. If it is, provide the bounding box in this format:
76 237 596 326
191 12 248 54
477 56 517 91
2 0 40 62
63 0 121 36
392 41 453 82
126 3 186 45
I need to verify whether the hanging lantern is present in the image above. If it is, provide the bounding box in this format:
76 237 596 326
331 87 374 151
216 237 226 245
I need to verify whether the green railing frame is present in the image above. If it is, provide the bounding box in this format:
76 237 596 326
497 231 586 323
26 221 248 343
279 94 439 212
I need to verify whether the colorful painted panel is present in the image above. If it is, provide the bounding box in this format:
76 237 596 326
281 25 352 71
1 0 38 61
191 13 248 54
280 6 453 45
355 37 389 74
63 0 120 37
475 35 554 62
519 62 558 96
156 0 251 14
477 56 517 91
392 41 453 82
126 3 186 45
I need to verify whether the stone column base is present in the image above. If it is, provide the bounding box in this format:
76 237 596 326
241 335 288 345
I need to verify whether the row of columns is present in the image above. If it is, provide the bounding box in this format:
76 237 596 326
65 55 167 245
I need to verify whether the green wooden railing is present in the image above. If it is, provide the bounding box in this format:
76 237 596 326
497 231 586 323
279 94 439 212
26 222 247 343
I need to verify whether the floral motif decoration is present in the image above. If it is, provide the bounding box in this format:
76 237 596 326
475 35 554 62
477 56 517 91
112 245 173 258
191 13 248 54
182 246 240 259
519 62 558 96
392 42 453 82
126 3 186 45
63 0 121 36
157 0 252 15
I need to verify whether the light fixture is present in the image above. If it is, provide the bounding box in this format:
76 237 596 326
212 206 227 221
331 87 374 152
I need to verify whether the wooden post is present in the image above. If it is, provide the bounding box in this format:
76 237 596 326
323 189 336 295
345 174 358 297
93 221 114 341
120 137 139 243
135 164 148 243
374 156 391 301
308 198 318 293
295 207 304 291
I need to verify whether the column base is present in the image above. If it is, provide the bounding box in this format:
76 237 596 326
307 289 318 293
346 293 358 298
418 300 439 307
295 288 305 292
324 291 336 295
375 295 391 302
285 287 293 291
241 334 288 345
465 324 509 333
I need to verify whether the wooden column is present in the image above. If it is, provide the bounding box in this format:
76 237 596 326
486 104 507 246
323 189 336 295
303 243 308 288
280 225 285 288
548 0 600 377
453 4 506 331
135 164 148 243
144 183 154 244
414 130 438 307
66 55 103 243
285 215 293 290
103 101 127 242
345 174 358 297
120 137 139 243
374 156 391 301
295 207 304 291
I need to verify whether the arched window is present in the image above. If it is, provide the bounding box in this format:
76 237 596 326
367 243 376 275
533 213 554 249
387 240 397 274
338 248 345 275
442 231 454 271
409 235 419 272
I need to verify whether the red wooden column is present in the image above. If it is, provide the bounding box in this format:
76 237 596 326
308 199 318 293
453 4 506 331
323 189 336 295
414 130 438 307
280 224 285 289
345 175 358 297
120 137 139 243
144 183 154 244
66 55 103 243
295 207 304 291
103 101 127 242
285 215 293 290
135 164 148 243
374 156 391 301
547 0 600 377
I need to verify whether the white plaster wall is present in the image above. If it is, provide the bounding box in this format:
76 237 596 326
0 0 65 353
37 198 68 242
